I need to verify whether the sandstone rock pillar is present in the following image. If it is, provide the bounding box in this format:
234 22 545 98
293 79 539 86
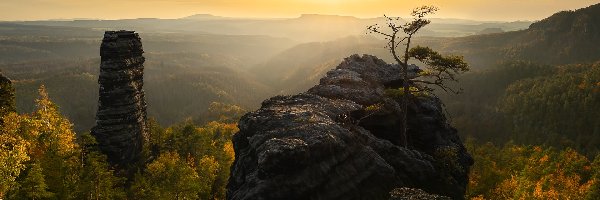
91 30 147 168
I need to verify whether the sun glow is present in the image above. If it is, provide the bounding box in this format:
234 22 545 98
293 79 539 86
0 0 598 21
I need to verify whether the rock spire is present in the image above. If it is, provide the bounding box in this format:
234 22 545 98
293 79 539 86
91 30 147 168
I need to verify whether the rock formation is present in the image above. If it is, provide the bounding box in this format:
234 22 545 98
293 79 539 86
227 55 473 199
0 72 16 117
91 30 147 169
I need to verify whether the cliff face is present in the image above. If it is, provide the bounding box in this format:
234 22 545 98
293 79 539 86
0 72 16 117
227 55 473 199
91 31 147 168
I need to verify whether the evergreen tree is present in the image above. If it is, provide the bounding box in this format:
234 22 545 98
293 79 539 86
76 133 125 200
17 162 54 200
367 6 469 147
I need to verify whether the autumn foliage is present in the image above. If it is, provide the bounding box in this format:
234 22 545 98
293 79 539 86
0 86 237 199
466 139 600 199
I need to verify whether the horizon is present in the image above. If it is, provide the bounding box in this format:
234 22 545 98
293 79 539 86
1 0 598 21
1 13 534 23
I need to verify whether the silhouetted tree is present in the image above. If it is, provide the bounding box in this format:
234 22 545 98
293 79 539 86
368 6 469 147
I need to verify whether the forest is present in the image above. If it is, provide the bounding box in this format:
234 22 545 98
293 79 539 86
2 2 600 200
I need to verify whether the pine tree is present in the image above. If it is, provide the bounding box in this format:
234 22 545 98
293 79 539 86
76 133 125 200
367 6 469 147
77 152 125 200
18 162 54 200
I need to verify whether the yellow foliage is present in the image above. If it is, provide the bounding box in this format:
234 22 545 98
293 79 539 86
198 155 220 197
223 141 235 162
0 86 80 198
139 151 202 200
33 85 77 157
0 113 31 198
365 103 383 112
468 142 597 200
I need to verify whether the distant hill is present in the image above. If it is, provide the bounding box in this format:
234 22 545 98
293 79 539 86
250 3 600 96
4 53 271 132
477 28 504 35
0 23 296 66
0 24 294 131
3 4 598 133
13 15 531 42
182 14 228 21
252 36 392 94
429 3 600 66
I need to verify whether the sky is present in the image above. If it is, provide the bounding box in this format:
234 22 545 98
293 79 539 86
1 0 599 21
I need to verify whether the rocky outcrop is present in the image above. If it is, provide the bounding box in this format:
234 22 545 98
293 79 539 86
91 30 147 169
227 55 473 199
0 72 16 117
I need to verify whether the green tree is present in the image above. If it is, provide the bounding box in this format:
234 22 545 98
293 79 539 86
0 73 16 118
138 119 238 199
197 155 220 199
131 152 201 200
500 63 600 156
16 162 54 200
368 6 469 147
195 102 247 125
76 133 125 200
31 85 80 199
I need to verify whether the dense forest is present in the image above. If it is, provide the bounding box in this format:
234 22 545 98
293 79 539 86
1 2 600 199
1 87 237 199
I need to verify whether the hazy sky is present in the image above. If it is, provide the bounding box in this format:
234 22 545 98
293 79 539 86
1 0 599 21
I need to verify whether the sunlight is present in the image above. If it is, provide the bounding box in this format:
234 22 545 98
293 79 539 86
319 0 344 4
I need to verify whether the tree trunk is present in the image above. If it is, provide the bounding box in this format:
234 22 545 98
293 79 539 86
401 36 412 148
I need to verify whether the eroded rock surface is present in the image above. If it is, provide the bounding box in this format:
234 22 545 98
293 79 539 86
227 55 473 200
91 30 147 169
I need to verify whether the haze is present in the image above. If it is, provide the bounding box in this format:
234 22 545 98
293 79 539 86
1 0 599 21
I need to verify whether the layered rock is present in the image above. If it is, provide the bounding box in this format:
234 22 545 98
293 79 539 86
227 55 473 199
0 72 16 117
91 31 147 168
